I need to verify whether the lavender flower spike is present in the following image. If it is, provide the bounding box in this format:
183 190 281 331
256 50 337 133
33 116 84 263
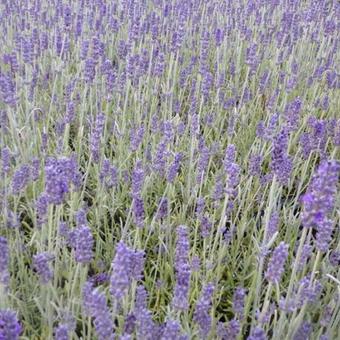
265 242 289 284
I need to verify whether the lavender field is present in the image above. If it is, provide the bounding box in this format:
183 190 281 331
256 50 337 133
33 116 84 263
0 0 340 339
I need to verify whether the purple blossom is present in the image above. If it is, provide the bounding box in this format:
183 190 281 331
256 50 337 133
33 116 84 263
249 154 263 177
193 283 214 337
293 321 312 340
265 242 289 284
1 147 11 175
44 157 81 205
133 197 145 228
172 226 191 311
301 160 340 239
266 212 279 241
54 324 70 340
271 128 292 185
12 164 30 194
167 153 182 183
0 309 22 340
248 327 267 340
161 320 186 340
73 226 93 264
233 287 246 319
131 161 144 198
33 252 54 284
110 242 145 300
90 114 106 162
82 283 114 340
0 237 9 285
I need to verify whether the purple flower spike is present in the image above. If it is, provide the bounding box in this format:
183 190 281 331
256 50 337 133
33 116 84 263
74 226 94 264
233 287 246 320
0 309 22 340
265 242 289 284
172 226 191 311
0 237 9 285
249 327 267 340
110 242 145 301
33 252 54 284
194 283 214 337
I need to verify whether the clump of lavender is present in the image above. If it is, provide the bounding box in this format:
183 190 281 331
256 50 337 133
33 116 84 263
172 225 191 311
82 283 114 340
110 242 145 301
133 287 158 340
265 242 289 284
301 160 340 252
193 283 214 337
33 252 54 284
44 157 81 205
161 319 187 340
0 309 22 340
302 160 340 229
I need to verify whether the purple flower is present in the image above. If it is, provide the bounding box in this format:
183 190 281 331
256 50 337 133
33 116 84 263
44 157 81 205
265 242 289 284
1 147 11 175
249 154 263 177
153 139 168 176
0 309 22 340
90 114 106 162
297 244 312 271
194 283 214 337
133 197 145 228
271 128 292 185
156 197 168 220
301 160 340 244
130 125 145 152
161 319 186 340
293 321 312 340
233 287 246 320
73 226 94 264
82 283 114 340
266 212 279 241
12 164 30 194
110 242 145 300
167 153 182 183
172 226 191 311
135 307 158 340
226 318 241 339
131 160 144 198
36 194 49 225
0 237 9 285
54 324 69 340
248 327 267 340
33 252 54 284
